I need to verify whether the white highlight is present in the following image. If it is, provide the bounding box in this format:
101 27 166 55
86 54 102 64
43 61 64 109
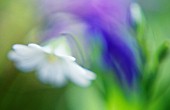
130 3 142 24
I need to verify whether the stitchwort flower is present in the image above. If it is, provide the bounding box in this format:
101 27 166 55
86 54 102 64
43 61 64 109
8 38 96 87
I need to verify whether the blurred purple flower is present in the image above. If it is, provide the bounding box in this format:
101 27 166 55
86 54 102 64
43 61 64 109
38 0 142 86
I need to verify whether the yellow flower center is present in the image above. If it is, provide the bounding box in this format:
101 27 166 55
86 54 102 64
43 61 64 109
47 54 59 63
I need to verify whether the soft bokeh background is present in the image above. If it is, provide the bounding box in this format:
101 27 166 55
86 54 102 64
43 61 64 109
0 0 170 110
139 0 170 109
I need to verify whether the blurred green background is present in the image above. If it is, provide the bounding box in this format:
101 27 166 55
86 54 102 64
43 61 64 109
139 0 170 109
0 0 170 110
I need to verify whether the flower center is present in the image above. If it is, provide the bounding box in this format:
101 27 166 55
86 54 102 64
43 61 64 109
47 54 59 63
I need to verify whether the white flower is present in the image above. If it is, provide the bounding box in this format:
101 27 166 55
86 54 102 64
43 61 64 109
8 43 96 87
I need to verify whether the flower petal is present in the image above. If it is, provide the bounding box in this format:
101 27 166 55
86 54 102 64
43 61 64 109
57 54 76 61
37 62 51 83
37 61 67 87
13 44 37 56
28 43 43 50
54 44 70 55
9 44 45 72
15 54 45 72
66 62 96 87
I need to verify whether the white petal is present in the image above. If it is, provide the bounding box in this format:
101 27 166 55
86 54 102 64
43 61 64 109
54 43 76 61
28 43 43 50
66 62 96 87
57 54 76 61
13 44 36 56
54 43 71 56
15 54 45 72
8 51 21 61
9 44 45 72
37 61 67 87
42 46 52 53
37 62 51 83
48 63 67 86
